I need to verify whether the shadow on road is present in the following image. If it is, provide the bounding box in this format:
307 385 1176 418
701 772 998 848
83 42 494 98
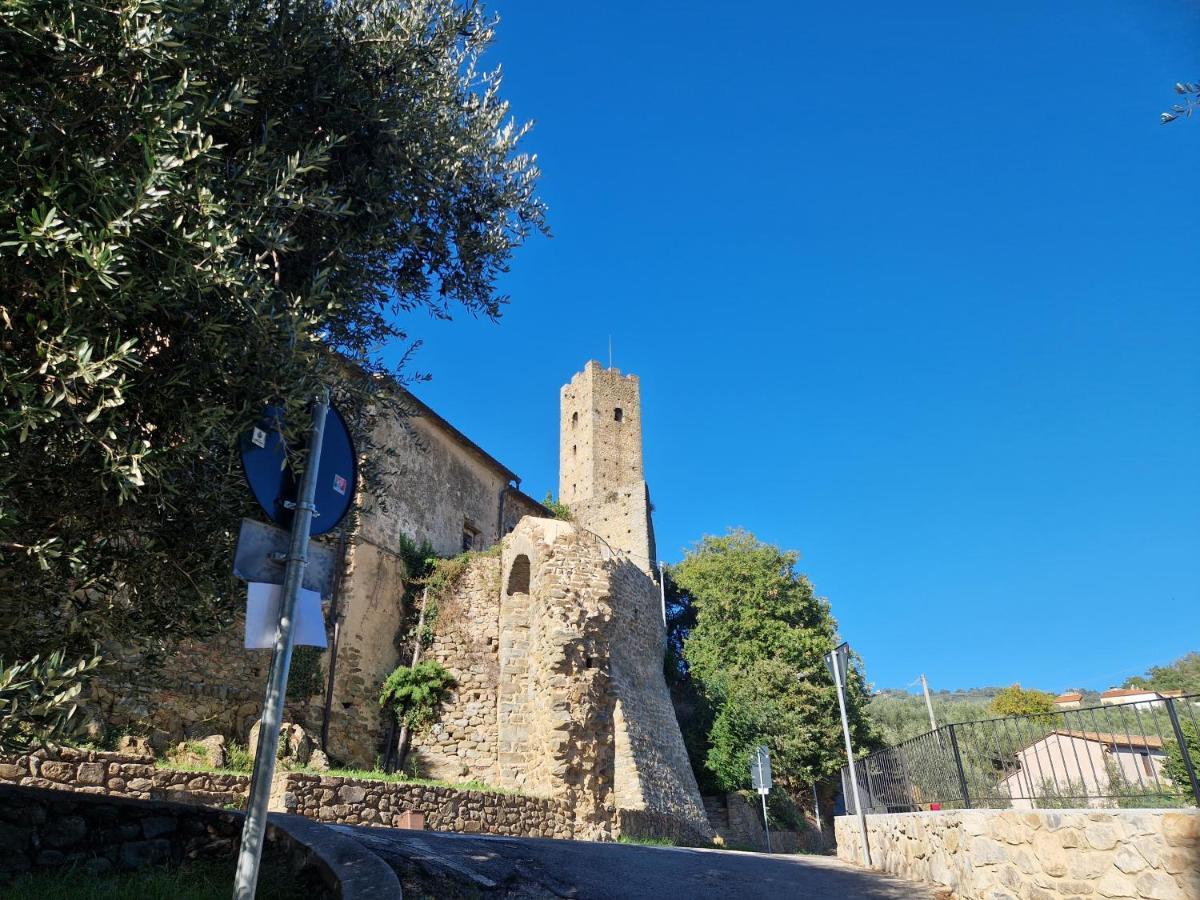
336 826 941 899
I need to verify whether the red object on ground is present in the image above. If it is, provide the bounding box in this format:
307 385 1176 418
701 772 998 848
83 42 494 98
929 803 941 811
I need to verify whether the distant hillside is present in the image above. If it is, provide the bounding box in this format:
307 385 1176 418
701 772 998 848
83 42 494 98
869 651 1199 746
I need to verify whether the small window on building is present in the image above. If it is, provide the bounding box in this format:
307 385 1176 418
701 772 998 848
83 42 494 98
572 411 578 428
614 407 623 422
572 444 577 456
462 521 481 553
1140 752 1154 776
506 554 531 595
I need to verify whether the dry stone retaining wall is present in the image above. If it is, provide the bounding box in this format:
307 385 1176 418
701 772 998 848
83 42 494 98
0 747 250 808
280 773 580 839
836 808 1200 900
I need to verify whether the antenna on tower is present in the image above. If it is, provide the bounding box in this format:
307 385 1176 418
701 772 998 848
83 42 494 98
608 335 612 370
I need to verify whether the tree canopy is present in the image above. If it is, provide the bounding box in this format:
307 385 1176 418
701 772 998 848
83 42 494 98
1124 653 1200 696
668 530 877 798
989 684 1056 718
0 0 545 681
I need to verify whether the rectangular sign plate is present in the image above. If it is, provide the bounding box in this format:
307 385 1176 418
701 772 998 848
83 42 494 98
232 518 338 597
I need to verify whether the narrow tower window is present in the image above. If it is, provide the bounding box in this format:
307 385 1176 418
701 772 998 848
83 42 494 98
613 407 623 422
572 411 578 428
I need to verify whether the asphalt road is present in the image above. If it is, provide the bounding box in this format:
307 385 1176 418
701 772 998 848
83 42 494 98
334 825 941 899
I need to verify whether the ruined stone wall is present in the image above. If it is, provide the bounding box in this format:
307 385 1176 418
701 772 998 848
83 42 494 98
605 559 709 831
502 521 618 834
836 809 1200 900
412 554 501 784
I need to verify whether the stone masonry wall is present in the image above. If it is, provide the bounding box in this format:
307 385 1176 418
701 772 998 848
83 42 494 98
559 362 654 571
414 553 502 784
281 773 580 839
0 783 249 883
605 557 709 832
0 747 250 808
836 809 1200 900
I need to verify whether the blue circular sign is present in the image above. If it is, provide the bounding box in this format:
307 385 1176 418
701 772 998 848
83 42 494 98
239 402 357 536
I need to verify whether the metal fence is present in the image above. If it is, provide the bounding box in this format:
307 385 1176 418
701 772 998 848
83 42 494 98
842 693 1200 813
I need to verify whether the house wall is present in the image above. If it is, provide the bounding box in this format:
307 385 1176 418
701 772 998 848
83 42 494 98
1000 735 1170 810
91 396 525 769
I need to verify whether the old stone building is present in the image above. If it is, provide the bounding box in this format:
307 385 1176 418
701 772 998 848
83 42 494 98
93 362 711 841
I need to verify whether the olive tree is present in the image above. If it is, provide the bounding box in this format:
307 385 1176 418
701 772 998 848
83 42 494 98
0 0 545 723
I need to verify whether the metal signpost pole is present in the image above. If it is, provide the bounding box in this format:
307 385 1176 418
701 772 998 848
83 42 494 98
920 673 938 732
760 789 772 853
233 388 330 900
830 648 871 867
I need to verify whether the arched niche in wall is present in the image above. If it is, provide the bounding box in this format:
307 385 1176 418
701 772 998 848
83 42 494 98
506 554 531 595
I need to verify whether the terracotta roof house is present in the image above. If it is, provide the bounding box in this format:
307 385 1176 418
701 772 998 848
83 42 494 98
998 730 1171 810
1053 692 1083 710
1100 688 1173 710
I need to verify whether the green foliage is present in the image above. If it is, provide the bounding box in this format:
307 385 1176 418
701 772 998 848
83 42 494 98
0 650 102 752
5 856 301 900
1125 652 1200 695
412 545 499 648
989 684 1056 717
1162 82 1200 124
225 742 253 774
379 660 457 732
868 689 995 745
541 492 572 521
396 533 437 587
616 834 677 847
670 530 877 797
0 0 544 707
1164 715 1200 798
286 646 326 702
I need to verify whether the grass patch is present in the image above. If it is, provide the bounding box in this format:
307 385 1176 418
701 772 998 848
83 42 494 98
617 834 677 847
5 856 309 900
322 768 523 796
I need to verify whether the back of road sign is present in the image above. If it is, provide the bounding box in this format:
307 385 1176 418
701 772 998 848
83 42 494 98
239 403 357 536
750 745 772 793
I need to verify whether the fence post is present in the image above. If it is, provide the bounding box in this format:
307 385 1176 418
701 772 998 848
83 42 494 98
1164 698 1200 806
947 724 972 809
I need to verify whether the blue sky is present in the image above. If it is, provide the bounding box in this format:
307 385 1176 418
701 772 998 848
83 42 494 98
385 1 1200 693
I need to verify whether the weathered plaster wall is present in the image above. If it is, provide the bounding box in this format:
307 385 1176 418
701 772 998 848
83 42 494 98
836 809 1200 900
359 404 510 558
320 535 415 768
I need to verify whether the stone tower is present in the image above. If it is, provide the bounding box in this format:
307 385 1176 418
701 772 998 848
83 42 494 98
560 361 656 571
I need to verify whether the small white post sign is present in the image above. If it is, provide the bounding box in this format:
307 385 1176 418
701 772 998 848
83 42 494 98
750 744 773 852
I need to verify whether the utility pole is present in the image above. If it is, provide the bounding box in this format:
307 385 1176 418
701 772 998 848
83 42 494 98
827 643 871 867
658 561 667 629
233 388 330 900
920 673 938 732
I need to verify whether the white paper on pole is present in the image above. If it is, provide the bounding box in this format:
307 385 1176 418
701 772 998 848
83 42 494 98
244 582 327 649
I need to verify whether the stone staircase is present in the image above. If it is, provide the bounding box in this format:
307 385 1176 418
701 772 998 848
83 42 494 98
702 795 729 834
